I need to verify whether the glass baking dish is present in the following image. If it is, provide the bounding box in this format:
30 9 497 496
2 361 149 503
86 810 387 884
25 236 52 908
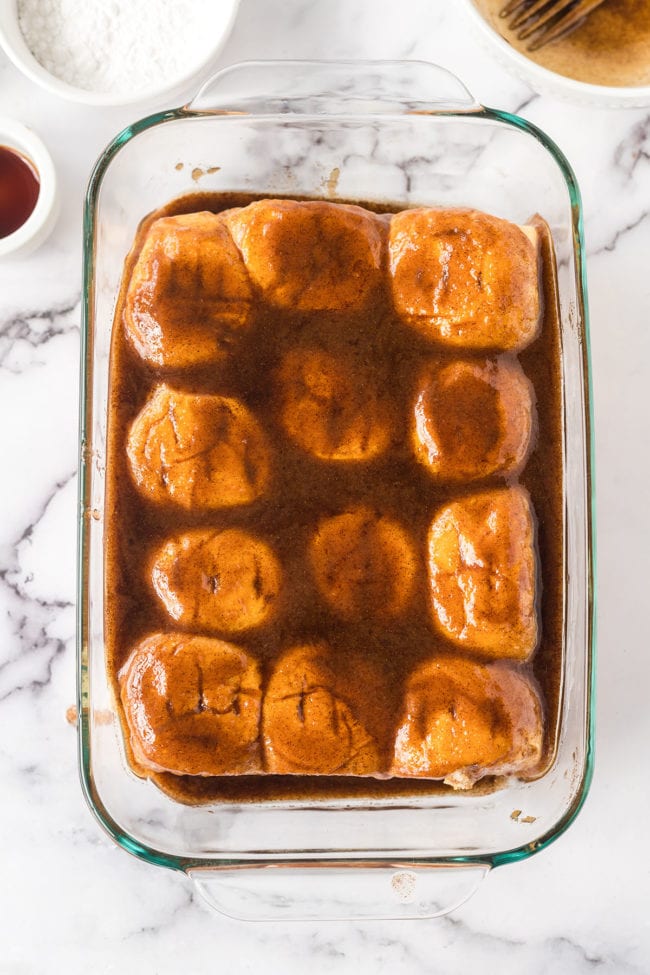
77 60 595 921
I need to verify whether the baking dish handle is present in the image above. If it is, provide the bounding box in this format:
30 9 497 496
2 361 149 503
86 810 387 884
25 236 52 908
186 60 481 115
187 861 489 921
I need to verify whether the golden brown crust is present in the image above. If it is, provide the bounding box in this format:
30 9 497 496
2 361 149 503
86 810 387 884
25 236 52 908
150 528 282 634
276 348 393 461
309 507 418 621
427 486 538 660
413 355 535 480
391 655 543 786
262 645 381 775
124 211 253 368
389 208 540 351
226 199 386 312
126 384 271 510
119 633 262 776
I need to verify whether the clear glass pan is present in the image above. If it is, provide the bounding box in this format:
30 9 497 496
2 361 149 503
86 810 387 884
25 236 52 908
78 60 595 920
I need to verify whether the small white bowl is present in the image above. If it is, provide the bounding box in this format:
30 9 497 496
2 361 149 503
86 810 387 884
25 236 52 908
460 0 650 108
0 117 58 258
0 0 241 107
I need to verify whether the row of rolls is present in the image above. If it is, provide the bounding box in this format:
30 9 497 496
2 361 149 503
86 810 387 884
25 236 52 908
124 199 541 371
120 635 544 789
127 345 535 504
139 486 537 662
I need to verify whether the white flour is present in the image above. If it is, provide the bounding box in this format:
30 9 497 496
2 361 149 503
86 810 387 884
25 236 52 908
18 0 215 94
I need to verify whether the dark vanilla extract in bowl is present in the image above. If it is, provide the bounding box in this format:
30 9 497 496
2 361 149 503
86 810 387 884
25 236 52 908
0 145 40 238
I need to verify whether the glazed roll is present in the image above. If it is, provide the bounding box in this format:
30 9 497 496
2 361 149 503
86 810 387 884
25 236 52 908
309 506 417 621
389 207 540 351
262 644 382 775
227 199 385 313
276 347 393 462
427 486 538 660
412 355 535 481
391 655 543 788
126 384 271 510
119 633 263 776
124 211 254 369
149 528 282 634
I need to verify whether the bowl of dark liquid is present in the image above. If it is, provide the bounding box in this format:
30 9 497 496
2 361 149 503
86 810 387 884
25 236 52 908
0 118 58 257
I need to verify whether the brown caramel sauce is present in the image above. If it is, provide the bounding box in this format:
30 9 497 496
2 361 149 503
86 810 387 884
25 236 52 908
474 0 650 87
105 193 563 805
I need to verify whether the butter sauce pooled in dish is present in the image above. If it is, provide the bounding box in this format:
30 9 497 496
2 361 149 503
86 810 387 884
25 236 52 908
105 194 563 805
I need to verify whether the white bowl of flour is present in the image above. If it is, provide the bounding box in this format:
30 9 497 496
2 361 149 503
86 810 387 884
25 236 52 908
0 0 241 106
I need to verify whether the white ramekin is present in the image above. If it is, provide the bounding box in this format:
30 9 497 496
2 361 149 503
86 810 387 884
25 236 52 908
0 0 241 108
0 117 58 258
459 0 650 109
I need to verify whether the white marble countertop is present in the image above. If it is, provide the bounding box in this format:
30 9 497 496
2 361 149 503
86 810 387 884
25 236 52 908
1 1 649 971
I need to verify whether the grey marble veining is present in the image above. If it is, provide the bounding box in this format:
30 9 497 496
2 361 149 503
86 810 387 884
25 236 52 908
1 0 649 970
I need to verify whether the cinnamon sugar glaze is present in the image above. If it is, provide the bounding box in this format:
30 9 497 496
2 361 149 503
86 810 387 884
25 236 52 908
474 0 650 87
